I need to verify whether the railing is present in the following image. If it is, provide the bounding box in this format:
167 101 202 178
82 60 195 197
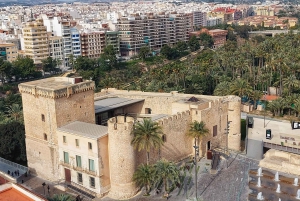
0 157 28 173
66 181 97 199
264 142 300 154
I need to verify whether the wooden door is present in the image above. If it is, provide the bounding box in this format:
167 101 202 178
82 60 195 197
64 168 71 183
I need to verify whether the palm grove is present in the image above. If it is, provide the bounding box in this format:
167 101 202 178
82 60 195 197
69 33 300 119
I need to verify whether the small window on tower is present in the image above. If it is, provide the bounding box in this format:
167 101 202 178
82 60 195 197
44 133 47 141
41 114 45 122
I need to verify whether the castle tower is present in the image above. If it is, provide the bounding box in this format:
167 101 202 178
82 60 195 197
227 96 241 151
107 116 137 199
19 77 95 180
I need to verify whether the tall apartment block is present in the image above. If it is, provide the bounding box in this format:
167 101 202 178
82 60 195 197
191 11 207 28
117 12 192 56
70 28 81 58
22 19 49 65
0 43 18 62
80 31 106 58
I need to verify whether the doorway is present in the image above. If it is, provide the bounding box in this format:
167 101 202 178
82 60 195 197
207 141 211 151
64 168 71 183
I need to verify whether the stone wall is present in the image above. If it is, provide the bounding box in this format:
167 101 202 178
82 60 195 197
192 98 229 156
135 111 193 165
107 116 138 199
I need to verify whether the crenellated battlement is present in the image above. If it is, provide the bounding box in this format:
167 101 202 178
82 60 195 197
156 110 191 125
19 79 95 99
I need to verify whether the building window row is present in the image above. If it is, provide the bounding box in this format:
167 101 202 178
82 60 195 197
62 136 93 150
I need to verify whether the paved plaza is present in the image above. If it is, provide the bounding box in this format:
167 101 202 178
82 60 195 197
100 152 259 201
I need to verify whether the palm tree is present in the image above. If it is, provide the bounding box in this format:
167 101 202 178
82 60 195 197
251 90 263 109
213 81 231 96
230 78 253 98
47 194 74 201
283 75 299 96
131 118 164 165
133 164 154 195
6 104 22 121
294 99 300 118
187 121 209 156
153 159 180 195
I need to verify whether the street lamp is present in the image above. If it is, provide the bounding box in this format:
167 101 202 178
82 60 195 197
263 91 268 128
42 182 46 195
193 138 199 199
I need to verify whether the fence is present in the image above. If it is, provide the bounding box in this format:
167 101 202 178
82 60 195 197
0 157 28 173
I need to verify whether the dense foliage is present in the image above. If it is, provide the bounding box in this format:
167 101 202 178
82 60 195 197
77 32 300 119
0 91 26 166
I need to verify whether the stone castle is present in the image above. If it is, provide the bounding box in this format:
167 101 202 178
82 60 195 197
19 77 241 199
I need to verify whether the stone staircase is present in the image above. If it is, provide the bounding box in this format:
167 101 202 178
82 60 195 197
66 181 96 200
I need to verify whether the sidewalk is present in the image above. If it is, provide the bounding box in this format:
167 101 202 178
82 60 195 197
19 175 77 200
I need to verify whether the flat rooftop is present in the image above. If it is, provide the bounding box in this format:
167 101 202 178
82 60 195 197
94 97 144 113
19 77 92 91
248 117 300 146
57 121 108 139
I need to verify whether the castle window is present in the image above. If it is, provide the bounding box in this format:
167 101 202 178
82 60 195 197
88 142 92 150
76 155 82 167
145 108 152 114
89 177 95 188
213 125 217 137
63 136 67 143
44 133 47 141
162 134 167 142
89 159 95 172
41 114 45 122
77 172 83 183
75 139 79 147
63 151 69 164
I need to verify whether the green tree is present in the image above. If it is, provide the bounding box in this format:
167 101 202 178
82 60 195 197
131 119 164 165
0 121 27 165
199 33 214 48
138 46 150 61
283 75 299 95
6 104 22 121
42 57 58 74
214 81 231 96
12 56 35 80
133 164 154 195
47 194 74 201
102 45 117 69
186 121 209 156
0 60 12 84
230 78 253 98
251 90 263 109
175 41 188 52
153 159 180 195
188 35 200 52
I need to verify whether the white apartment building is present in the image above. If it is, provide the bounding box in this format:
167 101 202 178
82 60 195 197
42 16 74 67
